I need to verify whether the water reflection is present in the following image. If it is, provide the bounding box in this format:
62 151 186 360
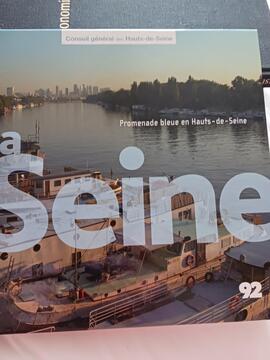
0 102 270 197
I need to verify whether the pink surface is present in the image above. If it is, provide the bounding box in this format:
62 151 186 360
0 320 270 360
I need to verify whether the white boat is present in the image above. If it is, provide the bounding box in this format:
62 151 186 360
1 205 243 330
159 108 180 116
131 105 147 112
31 170 121 199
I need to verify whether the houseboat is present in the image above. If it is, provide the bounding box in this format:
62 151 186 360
225 240 270 282
0 200 244 330
30 170 121 199
131 105 148 113
173 239 270 326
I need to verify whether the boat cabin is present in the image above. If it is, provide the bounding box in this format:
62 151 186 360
31 170 102 198
225 240 270 282
114 219 241 277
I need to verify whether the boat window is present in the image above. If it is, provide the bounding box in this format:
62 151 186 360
184 240 196 253
35 180 43 189
221 237 231 249
32 263 43 277
167 242 182 255
65 178 71 184
0 253 8 261
110 220 116 227
92 172 101 179
7 216 18 222
54 180 62 187
33 244 41 252
183 209 192 220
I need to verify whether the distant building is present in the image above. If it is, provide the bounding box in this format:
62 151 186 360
46 88 52 98
100 87 111 93
73 84 79 96
93 86 99 95
55 85 59 98
35 88 46 97
6 87 15 97
65 88 69 97
88 85 92 96
82 84 87 97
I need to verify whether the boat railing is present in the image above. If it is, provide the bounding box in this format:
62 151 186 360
177 277 270 325
89 280 169 328
88 257 225 328
29 326 56 333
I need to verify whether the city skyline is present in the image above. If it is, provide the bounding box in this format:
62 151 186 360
0 30 262 94
1 84 108 97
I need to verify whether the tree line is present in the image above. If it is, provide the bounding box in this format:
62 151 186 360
86 76 264 111
0 96 13 115
0 95 44 116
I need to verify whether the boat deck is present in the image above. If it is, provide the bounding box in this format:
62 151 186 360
173 220 229 240
14 278 74 313
95 279 239 328
15 258 165 309
78 261 165 299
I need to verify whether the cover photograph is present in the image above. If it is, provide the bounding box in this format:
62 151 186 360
0 29 270 334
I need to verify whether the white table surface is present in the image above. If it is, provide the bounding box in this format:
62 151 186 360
0 320 270 360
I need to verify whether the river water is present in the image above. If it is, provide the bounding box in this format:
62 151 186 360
0 102 270 199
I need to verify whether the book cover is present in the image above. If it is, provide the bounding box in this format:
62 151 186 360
0 1 270 68
0 29 270 333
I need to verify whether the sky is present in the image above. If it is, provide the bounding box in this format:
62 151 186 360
0 29 262 94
